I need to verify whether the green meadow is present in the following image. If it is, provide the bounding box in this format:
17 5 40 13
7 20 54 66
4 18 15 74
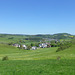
0 43 75 75
0 59 75 75
0 44 75 60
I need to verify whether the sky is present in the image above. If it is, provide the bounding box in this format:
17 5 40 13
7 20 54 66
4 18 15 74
0 0 75 35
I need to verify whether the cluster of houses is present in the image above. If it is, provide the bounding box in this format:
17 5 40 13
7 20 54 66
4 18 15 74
12 43 51 50
12 44 27 49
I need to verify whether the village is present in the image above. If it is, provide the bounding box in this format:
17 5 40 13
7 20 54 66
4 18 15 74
12 42 52 50
11 38 60 50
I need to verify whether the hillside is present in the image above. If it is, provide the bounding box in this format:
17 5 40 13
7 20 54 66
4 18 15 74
0 44 75 60
0 42 75 75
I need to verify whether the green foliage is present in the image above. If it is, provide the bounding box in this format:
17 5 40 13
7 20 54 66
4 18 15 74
31 43 35 46
56 42 72 52
50 40 56 43
19 44 23 49
25 37 42 42
8 37 14 39
35 43 39 47
51 43 58 47
8 42 13 45
27 45 31 50
19 40 25 43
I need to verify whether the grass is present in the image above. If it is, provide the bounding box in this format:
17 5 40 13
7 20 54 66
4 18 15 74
0 44 75 60
0 44 75 75
0 59 75 75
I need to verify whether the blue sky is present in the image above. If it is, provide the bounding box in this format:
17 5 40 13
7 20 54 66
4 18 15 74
0 0 75 35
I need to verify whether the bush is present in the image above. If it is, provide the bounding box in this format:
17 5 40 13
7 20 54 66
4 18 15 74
2 56 8 61
8 42 13 45
27 45 31 50
31 43 35 46
56 41 72 52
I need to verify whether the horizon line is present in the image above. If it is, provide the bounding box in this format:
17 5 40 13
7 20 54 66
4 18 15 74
0 32 74 35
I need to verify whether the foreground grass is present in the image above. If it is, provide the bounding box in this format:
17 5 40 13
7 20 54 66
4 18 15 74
0 59 75 75
0 44 75 75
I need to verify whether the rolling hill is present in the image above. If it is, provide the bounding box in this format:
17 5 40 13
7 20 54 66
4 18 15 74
0 43 75 60
0 44 75 75
0 34 75 75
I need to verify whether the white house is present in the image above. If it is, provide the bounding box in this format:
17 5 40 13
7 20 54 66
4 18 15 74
22 45 27 49
12 44 20 48
39 43 47 48
32 46 37 50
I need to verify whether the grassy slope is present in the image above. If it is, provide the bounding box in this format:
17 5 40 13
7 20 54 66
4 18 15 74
0 44 75 60
0 44 75 75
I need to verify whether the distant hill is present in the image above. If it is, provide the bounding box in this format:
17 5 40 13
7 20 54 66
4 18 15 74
34 33 75 39
52 33 74 39
0 33 74 39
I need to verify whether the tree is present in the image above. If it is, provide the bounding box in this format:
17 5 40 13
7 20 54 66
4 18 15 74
31 43 35 47
27 45 31 50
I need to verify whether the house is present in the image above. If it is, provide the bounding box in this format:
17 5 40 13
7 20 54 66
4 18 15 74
46 43 51 48
39 43 51 48
39 43 47 48
22 45 27 49
12 44 20 48
32 46 37 50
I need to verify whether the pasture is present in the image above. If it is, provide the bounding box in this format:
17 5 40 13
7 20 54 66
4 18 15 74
0 44 75 60
0 43 75 75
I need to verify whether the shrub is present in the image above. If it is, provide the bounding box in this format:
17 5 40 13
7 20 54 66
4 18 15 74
31 43 35 46
8 42 13 45
27 45 31 50
56 41 72 52
2 56 8 61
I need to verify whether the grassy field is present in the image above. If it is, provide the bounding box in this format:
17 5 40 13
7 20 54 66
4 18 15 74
0 44 75 60
0 44 75 75
0 59 75 75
